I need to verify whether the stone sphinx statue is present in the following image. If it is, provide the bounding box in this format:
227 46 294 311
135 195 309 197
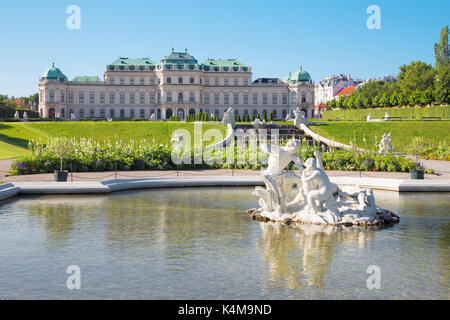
249 144 399 226
221 107 235 127
378 133 394 154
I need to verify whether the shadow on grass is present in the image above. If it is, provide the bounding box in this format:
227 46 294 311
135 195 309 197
0 133 29 149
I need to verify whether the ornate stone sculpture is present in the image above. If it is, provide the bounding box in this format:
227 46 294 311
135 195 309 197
378 133 394 154
366 113 372 121
293 107 308 127
23 112 28 121
149 113 156 121
14 111 19 119
221 107 235 127
384 112 390 119
249 141 399 226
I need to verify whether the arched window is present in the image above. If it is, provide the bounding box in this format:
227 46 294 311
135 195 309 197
189 108 195 115
189 93 195 104
48 108 56 118
177 109 185 119
79 109 84 119
178 92 183 103
157 108 161 120
273 110 277 119
49 90 55 103
60 108 65 118
282 109 287 119
166 92 172 103
61 92 65 103
165 108 173 119
166 77 172 84
100 109 105 117
90 109 95 118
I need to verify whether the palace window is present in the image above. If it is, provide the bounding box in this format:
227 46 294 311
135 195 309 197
79 109 84 118
273 110 277 119
262 93 268 105
109 109 115 118
204 93 210 104
100 109 105 117
89 93 95 104
272 94 277 105
253 94 258 105
189 93 195 103
301 93 306 103
157 92 161 103
244 93 248 105
189 77 194 84
79 92 84 104
110 93 115 104
205 79 209 86
120 78 125 85
244 79 249 86
214 109 219 117
282 94 287 105
69 92 74 104
166 93 172 103
110 78 115 85
100 93 105 104
49 90 55 103
282 109 287 119
224 79 229 86
130 109 135 118
140 109 145 118
130 78 135 85
224 93 229 105
60 93 65 103
244 109 248 115
140 78 145 85
150 92 155 104
178 77 183 84
150 78 155 85
120 109 125 118
234 79 238 86
130 93 135 104
214 78 219 86
119 93 125 104
178 92 183 103
214 93 219 104
140 93 145 104
167 77 172 84
90 109 95 118
234 93 239 105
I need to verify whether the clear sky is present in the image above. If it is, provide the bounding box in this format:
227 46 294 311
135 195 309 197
0 0 448 97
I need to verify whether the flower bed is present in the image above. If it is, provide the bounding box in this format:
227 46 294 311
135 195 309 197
9 138 416 175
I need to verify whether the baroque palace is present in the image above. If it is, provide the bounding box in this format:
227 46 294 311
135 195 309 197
38 50 315 120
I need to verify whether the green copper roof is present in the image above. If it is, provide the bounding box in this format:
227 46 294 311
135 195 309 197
202 59 246 67
72 76 102 82
42 64 68 81
162 51 198 64
109 57 155 66
290 68 311 82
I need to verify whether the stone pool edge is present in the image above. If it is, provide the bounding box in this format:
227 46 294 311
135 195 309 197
0 176 449 202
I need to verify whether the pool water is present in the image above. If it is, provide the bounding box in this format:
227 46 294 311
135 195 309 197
0 187 448 299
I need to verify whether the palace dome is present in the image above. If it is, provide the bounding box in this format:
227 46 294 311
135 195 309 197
291 68 311 82
42 64 68 82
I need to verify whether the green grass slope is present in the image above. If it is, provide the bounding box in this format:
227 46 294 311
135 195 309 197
0 121 226 160
311 121 450 153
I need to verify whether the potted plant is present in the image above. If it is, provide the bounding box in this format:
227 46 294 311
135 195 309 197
48 137 75 182
406 136 428 180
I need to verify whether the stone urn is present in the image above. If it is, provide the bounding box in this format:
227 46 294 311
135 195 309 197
54 170 68 182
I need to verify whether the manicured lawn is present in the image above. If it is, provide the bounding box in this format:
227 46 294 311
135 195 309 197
0 121 226 159
311 121 450 153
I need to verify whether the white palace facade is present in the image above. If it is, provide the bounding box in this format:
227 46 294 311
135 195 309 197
38 50 315 121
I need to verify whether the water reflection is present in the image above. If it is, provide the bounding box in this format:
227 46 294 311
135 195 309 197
258 222 377 288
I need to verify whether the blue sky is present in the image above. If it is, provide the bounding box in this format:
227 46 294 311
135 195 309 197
0 0 448 97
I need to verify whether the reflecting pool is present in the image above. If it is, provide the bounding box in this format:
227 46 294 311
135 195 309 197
0 187 448 299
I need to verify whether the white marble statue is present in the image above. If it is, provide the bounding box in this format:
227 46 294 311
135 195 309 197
14 111 19 119
23 112 28 121
251 144 397 226
221 107 235 127
366 113 372 121
70 112 76 120
293 107 308 127
149 113 156 121
384 112 390 119
378 133 394 154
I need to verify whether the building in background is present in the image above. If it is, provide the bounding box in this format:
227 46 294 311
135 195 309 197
38 50 316 120
314 74 357 105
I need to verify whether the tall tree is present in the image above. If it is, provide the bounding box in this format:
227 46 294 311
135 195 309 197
398 61 436 93
435 26 449 69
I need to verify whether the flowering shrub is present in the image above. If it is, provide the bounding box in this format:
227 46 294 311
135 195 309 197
9 137 416 175
421 142 449 161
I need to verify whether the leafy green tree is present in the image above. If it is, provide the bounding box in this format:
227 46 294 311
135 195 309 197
420 87 434 105
435 26 449 69
398 61 436 94
409 90 422 106
390 92 399 106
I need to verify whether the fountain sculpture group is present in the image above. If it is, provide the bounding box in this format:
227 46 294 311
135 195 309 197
248 137 399 227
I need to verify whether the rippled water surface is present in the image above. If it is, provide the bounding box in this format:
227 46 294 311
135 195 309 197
0 187 448 299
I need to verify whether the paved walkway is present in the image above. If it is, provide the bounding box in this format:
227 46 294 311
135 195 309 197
1 157 450 182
